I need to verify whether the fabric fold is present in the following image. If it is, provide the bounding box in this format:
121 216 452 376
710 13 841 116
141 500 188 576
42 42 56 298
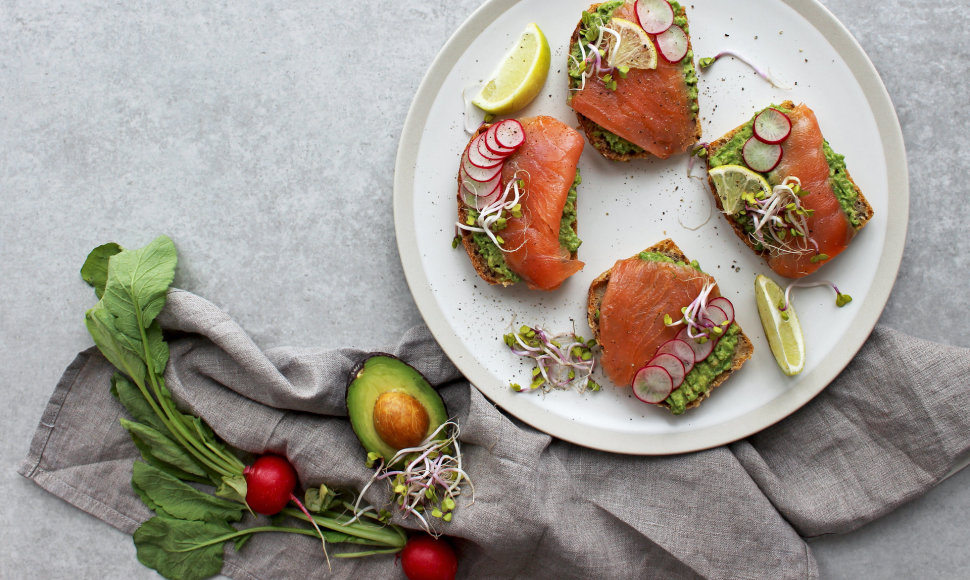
19 289 970 579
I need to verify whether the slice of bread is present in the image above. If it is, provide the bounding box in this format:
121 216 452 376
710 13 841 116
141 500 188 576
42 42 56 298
587 238 753 413
705 100 874 269
569 2 702 161
457 124 579 286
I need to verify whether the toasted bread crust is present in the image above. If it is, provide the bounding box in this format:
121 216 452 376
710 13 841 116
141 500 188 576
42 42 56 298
457 124 579 286
587 238 753 412
705 100 874 265
569 2 702 161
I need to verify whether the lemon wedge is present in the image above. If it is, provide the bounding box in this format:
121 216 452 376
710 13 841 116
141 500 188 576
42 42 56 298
605 18 657 70
754 274 805 376
472 23 550 115
708 164 772 215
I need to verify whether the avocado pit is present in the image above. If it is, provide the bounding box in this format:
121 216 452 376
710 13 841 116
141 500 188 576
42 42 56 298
373 391 430 450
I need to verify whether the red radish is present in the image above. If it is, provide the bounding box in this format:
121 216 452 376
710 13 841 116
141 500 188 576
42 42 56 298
635 0 674 34
741 136 783 172
244 454 297 515
461 152 503 183
656 24 689 63
753 108 792 144
700 304 729 328
476 135 506 163
494 119 525 149
656 338 696 373
400 535 458 580
484 125 516 155
461 180 502 209
459 165 502 198
707 297 735 325
676 326 716 361
648 353 686 388
466 136 504 169
632 365 674 404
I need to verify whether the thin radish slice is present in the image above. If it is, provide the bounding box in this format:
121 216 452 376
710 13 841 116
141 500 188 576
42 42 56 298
461 181 502 209
632 365 674 404
707 297 735 325
742 137 783 173
648 353 686 388
656 339 696 373
495 119 525 149
485 125 516 156
656 24 689 63
460 164 502 197
462 152 504 183
477 135 507 163
467 136 504 169
635 0 674 34
753 108 792 144
700 304 729 331
676 326 716 361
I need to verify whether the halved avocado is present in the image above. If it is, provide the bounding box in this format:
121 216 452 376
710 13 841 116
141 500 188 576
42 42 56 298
346 354 449 462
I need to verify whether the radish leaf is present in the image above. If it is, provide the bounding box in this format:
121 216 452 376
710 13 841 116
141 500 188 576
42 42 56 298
131 462 243 523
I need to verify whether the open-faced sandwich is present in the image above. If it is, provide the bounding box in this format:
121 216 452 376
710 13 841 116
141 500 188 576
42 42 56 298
587 239 753 414
567 0 701 160
705 100 874 278
456 116 585 290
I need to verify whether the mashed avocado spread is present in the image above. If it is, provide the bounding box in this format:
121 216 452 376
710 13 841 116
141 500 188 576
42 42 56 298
470 169 582 284
637 251 739 415
568 1 699 157
707 104 863 227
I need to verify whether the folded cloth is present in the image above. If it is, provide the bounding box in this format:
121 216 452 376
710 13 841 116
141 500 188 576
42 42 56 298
19 289 970 579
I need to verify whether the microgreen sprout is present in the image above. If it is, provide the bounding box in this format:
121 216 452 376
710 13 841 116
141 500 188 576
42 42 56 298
663 282 721 340
456 177 527 253
568 12 620 93
779 280 853 312
352 421 473 537
742 176 821 259
504 325 600 393
698 50 792 89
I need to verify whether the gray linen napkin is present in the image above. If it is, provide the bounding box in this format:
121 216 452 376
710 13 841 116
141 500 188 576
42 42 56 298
19 289 970 579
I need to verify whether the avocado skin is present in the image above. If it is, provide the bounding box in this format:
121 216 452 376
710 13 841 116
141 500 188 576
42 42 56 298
345 353 449 462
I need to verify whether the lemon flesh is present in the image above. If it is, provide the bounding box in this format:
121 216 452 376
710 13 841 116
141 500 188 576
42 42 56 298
605 18 657 70
472 23 550 115
708 164 771 215
754 274 806 376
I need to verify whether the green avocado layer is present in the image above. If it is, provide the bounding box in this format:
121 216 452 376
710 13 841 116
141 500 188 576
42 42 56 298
470 169 582 284
637 251 740 415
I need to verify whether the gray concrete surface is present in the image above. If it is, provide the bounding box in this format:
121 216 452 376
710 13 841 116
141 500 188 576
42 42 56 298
2 0 968 578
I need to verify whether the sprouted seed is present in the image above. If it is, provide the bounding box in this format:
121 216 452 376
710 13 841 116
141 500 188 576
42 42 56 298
698 50 792 89
744 176 819 258
352 421 473 537
663 281 721 340
504 325 599 393
780 280 853 311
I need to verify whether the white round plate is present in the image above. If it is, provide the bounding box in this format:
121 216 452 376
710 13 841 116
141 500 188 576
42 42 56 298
393 0 907 454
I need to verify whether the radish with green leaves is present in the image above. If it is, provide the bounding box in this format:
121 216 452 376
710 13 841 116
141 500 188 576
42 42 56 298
400 535 459 580
81 236 406 580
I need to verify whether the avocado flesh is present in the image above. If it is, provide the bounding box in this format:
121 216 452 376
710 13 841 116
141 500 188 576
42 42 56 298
346 354 449 462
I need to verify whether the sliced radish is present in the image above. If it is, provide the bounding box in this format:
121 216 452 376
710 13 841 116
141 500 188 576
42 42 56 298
460 165 502 202
742 137 783 173
484 125 516 156
676 326 716 361
700 304 729 330
467 137 504 169
635 0 674 34
707 297 735 325
632 365 674 404
656 24 689 63
495 119 525 149
461 181 502 209
656 339 695 373
462 152 503 183
648 353 686 388
753 108 792 144
477 135 507 163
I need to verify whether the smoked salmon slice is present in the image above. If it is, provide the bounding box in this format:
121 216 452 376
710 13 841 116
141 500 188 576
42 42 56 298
501 116 586 290
766 104 854 278
595 255 716 387
568 1 700 159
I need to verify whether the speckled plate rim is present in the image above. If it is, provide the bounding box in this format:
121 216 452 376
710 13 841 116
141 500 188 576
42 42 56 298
393 0 908 455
